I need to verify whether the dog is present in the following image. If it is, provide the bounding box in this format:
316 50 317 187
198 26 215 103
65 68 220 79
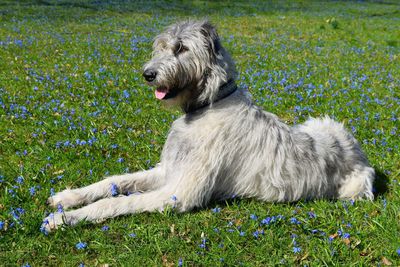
42 20 374 231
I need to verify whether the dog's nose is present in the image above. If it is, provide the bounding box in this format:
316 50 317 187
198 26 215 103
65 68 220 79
143 69 157 82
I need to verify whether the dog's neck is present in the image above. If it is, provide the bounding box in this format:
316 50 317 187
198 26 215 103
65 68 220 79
184 79 237 113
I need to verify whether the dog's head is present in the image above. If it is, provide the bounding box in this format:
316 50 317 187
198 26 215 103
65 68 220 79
143 20 236 111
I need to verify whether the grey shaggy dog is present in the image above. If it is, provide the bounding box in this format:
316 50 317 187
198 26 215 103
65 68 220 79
43 20 374 231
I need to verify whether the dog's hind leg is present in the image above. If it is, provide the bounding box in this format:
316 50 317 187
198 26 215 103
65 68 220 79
339 165 375 200
47 166 165 209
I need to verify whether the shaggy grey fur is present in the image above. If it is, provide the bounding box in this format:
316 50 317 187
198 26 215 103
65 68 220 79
43 20 374 231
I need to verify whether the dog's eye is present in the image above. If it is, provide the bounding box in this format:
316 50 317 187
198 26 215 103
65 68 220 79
175 41 188 55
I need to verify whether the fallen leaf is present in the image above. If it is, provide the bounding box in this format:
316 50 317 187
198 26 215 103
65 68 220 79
382 257 392 266
329 233 338 239
53 170 65 175
301 252 309 261
162 255 173 267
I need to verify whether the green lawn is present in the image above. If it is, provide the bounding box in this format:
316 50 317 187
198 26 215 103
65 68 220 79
0 0 399 266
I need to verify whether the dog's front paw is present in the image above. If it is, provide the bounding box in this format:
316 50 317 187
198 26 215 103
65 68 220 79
41 213 65 233
47 189 84 209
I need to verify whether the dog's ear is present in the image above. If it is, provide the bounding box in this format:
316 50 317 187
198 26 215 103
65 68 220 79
198 21 227 104
200 21 222 58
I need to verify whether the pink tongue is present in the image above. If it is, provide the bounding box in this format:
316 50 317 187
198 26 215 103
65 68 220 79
155 88 167 99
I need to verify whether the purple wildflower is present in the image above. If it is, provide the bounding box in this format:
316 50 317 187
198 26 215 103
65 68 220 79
290 217 301 225
253 230 260 238
211 207 221 213
110 183 118 196
75 242 87 250
199 238 207 249
293 247 301 253
337 230 343 237
15 176 24 184
308 211 316 219
29 186 36 196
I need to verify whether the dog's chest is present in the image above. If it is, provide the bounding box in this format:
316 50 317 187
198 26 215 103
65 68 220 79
161 114 226 161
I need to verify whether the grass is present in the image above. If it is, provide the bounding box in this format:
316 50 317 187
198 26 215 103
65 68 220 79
0 0 399 266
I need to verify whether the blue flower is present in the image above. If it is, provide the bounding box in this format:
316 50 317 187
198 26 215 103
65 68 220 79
110 183 118 196
75 242 87 250
178 258 183 267
211 207 221 213
342 233 350 239
396 248 400 256
15 176 24 184
290 217 301 225
111 144 118 149
57 204 63 213
29 186 36 196
261 217 271 225
253 230 263 238
250 214 258 220
199 238 207 249
293 246 301 253
101 225 109 231
122 90 130 98
40 221 49 235
128 233 136 237
0 221 4 230
337 230 343 237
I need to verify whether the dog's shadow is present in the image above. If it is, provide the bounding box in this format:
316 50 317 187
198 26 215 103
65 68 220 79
373 169 390 198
